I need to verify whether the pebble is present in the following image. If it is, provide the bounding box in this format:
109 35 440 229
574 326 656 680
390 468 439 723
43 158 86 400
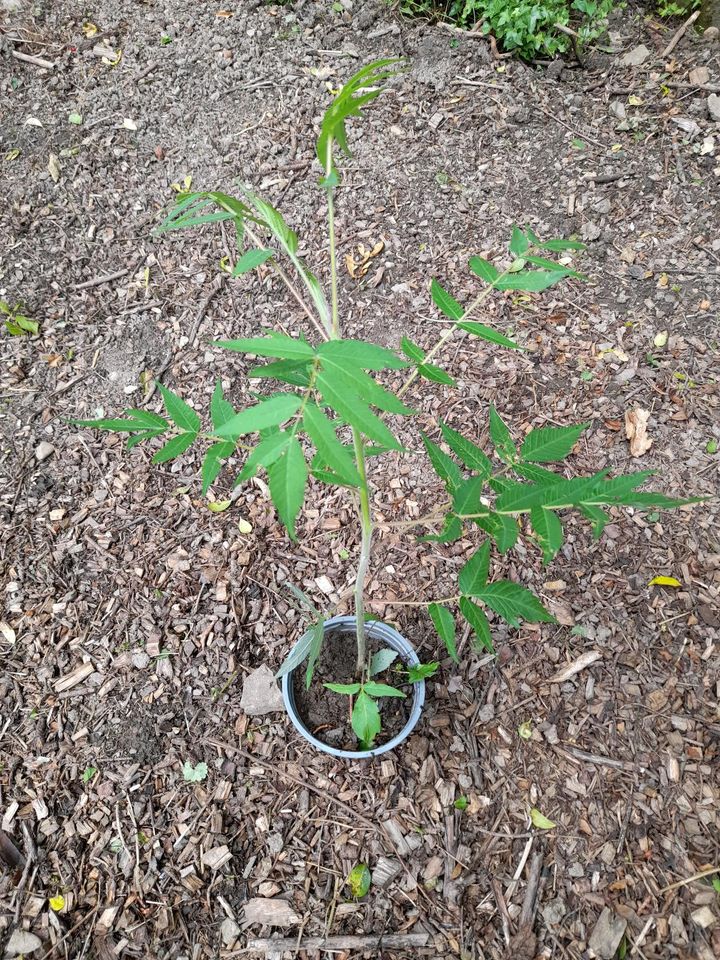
221 918 241 947
542 897 567 925
689 66 710 86
588 908 627 959
609 101 626 120
708 94 720 123
621 44 650 67
704 26 719 41
35 441 55 462
6 930 43 956
581 221 602 242
240 665 285 716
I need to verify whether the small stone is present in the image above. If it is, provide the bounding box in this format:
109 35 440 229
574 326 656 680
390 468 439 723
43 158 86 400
581 221 602 242
131 652 150 669
589 908 627 959
691 906 717 929
34 441 55 462
240 665 284 716
568 862 584 878
704 26 719 41
6 930 43 956
609 101 626 120
542 897 567 925
221 918 241 947
708 94 720 123
621 44 650 67
689 66 710 86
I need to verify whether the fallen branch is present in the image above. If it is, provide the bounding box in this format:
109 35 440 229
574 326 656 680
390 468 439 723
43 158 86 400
242 933 430 954
0 829 25 874
11 50 55 69
509 849 546 960
662 9 700 58
73 268 129 291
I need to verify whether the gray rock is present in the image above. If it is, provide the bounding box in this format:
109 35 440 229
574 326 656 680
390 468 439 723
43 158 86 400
609 101 626 120
581 221 602 242
220 918 241 947
6 930 43 956
708 94 720 123
621 44 650 67
240 665 284 716
542 897 567 925
704 27 719 41
34 441 55 462
588 908 627 959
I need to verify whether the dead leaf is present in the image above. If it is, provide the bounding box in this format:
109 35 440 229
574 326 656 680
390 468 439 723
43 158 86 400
625 408 653 457
122 118 138 131
48 154 60 182
345 240 385 280
242 898 300 928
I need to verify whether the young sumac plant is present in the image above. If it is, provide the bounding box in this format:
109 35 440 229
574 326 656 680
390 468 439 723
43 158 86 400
73 59 698 750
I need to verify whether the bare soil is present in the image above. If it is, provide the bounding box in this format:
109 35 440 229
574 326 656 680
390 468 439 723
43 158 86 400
1 1 719 959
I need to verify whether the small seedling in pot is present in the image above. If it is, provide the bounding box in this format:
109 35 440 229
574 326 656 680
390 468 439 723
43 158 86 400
73 59 701 754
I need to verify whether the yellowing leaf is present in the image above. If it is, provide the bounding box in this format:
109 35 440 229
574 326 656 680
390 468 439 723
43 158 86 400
653 330 668 348
82 21 98 37
518 721 532 740
530 808 556 830
237 518 253 534
628 95 643 106
171 175 192 193
649 576 681 588
49 894 65 911
5 148 21 161
208 500 231 513
346 863 371 898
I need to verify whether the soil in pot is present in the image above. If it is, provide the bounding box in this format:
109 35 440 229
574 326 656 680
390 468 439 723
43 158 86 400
292 628 413 751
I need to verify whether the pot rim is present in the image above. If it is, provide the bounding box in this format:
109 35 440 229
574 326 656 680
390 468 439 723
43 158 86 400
281 615 426 759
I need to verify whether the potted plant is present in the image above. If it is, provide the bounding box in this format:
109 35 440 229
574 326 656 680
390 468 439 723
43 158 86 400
73 60 698 758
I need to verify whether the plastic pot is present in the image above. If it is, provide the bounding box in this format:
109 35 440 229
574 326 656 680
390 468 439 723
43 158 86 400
281 615 426 760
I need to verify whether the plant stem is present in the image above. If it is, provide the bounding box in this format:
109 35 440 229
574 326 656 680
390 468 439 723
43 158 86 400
325 144 340 338
352 428 373 674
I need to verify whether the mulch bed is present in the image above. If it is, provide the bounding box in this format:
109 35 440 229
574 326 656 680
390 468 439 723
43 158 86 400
1 1 719 957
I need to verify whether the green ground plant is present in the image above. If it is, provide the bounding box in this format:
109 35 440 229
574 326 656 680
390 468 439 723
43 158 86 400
74 60 698 750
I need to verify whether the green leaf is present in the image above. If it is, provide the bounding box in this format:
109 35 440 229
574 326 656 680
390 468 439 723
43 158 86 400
459 541 491 595
351 690 381 746
317 339 408 370
489 406 517 464
317 57 405 170
400 336 424 362
303 403 361 486
494 270 569 292
156 383 201 434
468 256 499 284
418 514 463 544
540 238 585 251
459 597 494 653
346 863 372 899
276 622 322 679
215 335 315 360
201 441 235 494
476 581 555 628
182 761 208 783
428 603 458 663
71 416 153 433
422 434 463 493
418 362 456 386
440 423 492 478
248 359 312 387
214 394 302 441
363 681 406 698
317 372 401 449
304 618 325 689
457 321 519 350
472 511 518 554
152 431 196 464
452 475 486 516
431 279 463 321
513 462 560 484
235 431 293 484
318 355 412 415
509 226 530 255
407 661 439 682
530 507 564 564
266 435 307 539
520 423 587 462
524 255 584 278
369 648 398 677
210 380 235 429
232 248 274 276
126 430 163 450
579 504 610 539
324 682 362 695
123 408 169 431
530 808 556 829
